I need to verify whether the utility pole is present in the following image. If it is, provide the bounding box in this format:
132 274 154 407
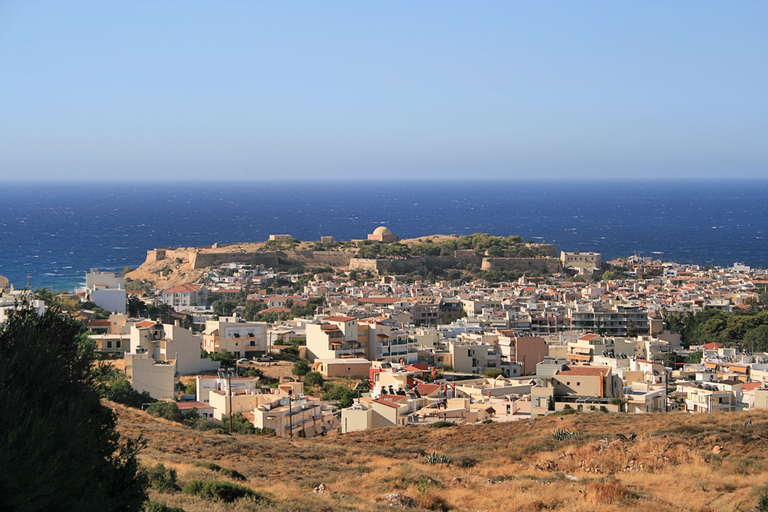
287 389 293 439
218 367 236 434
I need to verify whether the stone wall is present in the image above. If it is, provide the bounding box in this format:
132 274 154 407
480 257 561 273
189 251 280 269
349 255 484 275
279 251 354 269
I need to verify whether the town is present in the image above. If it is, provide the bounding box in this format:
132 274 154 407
2 228 767 439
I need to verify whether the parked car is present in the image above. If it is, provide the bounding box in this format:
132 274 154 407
237 358 250 364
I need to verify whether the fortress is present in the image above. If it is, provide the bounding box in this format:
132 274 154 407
142 226 562 275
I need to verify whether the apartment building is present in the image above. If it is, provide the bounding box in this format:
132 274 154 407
203 317 268 358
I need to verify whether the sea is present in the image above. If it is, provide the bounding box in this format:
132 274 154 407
1 180 766 293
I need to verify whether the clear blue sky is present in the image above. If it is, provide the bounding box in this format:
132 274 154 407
1 1 766 181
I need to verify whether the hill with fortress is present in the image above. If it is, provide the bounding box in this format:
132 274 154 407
128 228 567 288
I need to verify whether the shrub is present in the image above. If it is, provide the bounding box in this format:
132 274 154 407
584 478 634 504
142 463 179 493
551 428 577 441
429 421 455 428
220 467 247 481
425 452 452 465
221 413 256 435
194 461 221 472
182 480 267 503
759 493 768 512
143 500 184 512
194 462 246 481
147 402 183 423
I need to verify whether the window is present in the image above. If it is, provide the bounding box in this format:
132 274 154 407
106 341 112 349
577 382 580 386
116 341 121 349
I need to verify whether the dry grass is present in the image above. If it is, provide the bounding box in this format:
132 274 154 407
112 402 768 511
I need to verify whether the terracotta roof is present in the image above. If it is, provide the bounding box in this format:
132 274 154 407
324 315 357 322
559 367 610 377
373 395 407 408
415 384 441 396
176 401 213 410
259 307 290 314
136 319 157 328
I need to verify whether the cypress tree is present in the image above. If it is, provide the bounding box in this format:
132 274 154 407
0 305 146 512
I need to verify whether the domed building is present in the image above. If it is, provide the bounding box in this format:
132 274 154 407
367 226 397 243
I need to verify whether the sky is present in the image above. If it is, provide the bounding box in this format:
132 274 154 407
1 1 766 182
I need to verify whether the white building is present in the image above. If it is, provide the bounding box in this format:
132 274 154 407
203 317 269 358
129 320 220 375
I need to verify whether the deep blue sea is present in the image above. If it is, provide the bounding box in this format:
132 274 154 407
1 180 766 292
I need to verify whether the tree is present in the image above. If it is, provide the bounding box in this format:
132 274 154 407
687 351 703 364
212 300 237 317
292 359 310 377
203 349 236 369
743 325 768 353
127 295 147 318
303 371 325 388
101 373 153 408
147 402 183 423
0 305 147 511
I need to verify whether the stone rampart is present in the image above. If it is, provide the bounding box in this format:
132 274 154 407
280 251 354 268
189 251 280 269
481 257 561 273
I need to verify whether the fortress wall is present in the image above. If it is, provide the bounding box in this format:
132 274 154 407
281 251 354 268
480 257 561 273
423 255 483 268
190 251 280 269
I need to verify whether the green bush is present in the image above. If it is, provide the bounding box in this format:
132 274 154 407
182 480 267 503
147 402 183 423
101 373 154 408
194 461 221 472
221 412 256 435
429 421 455 428
193 462 246 481
303 371 325 388
220 467 247 481
292 359 310 376
758 493 768 512
142 463 179 493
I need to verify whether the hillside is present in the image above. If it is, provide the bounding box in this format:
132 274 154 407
114 403 768 511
